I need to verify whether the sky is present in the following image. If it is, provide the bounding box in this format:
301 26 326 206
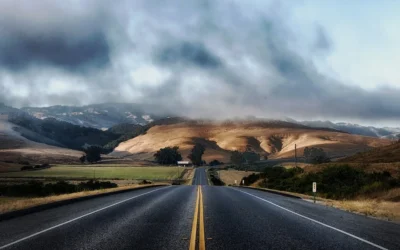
0 0 399 126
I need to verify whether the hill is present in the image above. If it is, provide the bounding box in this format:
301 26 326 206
111 119 390 162
294 119 400 139
340 141 400 163
0 115 82 164
21 103 163 130
8 113 119 151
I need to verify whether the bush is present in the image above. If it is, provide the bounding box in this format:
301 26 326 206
209 160 223 166
247 165 400 199
20 166 34 171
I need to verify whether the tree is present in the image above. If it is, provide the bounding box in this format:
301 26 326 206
230 150 245 166
243 151 260 165
188 143 206 166
209 159 223 166
304 147 330 164
154 146 182 165
79 155 86 163
83 145 102 163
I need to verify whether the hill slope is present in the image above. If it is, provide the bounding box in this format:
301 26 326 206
340 141 400 163
8 113 119 151
0 115 82 164
111 120 390 162
21 103 162 129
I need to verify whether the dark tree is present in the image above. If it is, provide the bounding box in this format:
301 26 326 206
230 150 245 166
79 155 86 163
209 159 223 166
304 147 330 164
188 143 206 166
83 145 102 163
154 146 182 165
243 147 260 165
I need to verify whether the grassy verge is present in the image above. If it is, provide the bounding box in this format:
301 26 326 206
0 166 183 180
183 168 195 185
244 186 400 222
0 184 165 214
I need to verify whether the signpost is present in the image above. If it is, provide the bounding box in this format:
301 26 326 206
312 182 317 203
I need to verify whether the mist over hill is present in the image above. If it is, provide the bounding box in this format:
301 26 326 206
21 103 165 130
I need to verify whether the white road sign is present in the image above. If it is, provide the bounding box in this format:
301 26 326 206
312 182 317 193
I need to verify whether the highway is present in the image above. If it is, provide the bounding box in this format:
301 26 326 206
0 168 399 250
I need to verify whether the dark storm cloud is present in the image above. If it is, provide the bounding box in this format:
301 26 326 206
0 32 110 72
156 41 223 69
0 0 399 125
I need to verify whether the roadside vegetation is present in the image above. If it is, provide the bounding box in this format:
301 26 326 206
208 168 225 186
0 180 117 197
0 183 161 214
241 165 400 200
0 166 184 180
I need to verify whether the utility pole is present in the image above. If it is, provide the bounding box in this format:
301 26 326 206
295 144 297 167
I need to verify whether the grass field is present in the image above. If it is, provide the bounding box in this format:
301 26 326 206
0 165 183 180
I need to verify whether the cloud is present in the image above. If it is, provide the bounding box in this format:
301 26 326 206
0 0 399 126
156 41 223 69
313 26 332 52
0 32 110 72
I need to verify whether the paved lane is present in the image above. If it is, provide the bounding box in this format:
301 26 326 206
0 186 197 250
1 183 399 250
202 186 400 250
192 167 208 185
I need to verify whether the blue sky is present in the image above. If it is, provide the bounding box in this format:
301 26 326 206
0 0 399 126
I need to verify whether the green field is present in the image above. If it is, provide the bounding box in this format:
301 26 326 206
0 166 183 180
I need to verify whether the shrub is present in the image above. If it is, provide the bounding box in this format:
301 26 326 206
250 165 400 200
20 166 34 171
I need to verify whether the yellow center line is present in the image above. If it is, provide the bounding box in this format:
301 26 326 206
189 186 200 250
189 185 207 250
199 186 206 250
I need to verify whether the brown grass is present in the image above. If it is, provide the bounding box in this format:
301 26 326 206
218 170 257 185
326 199 400 221
247 186 400 221
0 184 167 214
340 141 400 163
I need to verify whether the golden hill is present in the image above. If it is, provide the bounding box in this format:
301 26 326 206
112 120 390 162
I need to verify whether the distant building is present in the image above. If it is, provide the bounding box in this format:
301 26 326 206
177 161 190 166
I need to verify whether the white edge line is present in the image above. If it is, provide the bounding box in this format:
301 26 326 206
235 188 388 250
0 186 170 249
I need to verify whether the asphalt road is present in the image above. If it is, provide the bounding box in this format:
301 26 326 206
0 168 399 250
192 167 208 185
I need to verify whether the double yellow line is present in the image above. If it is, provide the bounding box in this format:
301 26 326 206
189 186 206 250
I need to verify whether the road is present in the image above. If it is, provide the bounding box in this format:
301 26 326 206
0 168 399 250
192 167 208 185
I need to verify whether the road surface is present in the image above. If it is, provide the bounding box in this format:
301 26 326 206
192 167 208 185
0 168 399 250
